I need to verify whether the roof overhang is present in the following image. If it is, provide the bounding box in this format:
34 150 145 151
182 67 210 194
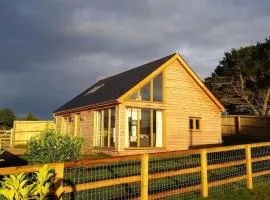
53 100 119 116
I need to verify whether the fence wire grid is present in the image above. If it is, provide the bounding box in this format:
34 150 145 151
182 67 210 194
1 142 270 200
63 159 141 200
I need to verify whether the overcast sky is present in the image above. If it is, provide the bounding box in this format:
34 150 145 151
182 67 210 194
0 0 270 118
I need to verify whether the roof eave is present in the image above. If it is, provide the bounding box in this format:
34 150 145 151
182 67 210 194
53 100 120 116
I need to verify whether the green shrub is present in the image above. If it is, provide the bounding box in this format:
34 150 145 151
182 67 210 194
26 129 83 164
0 165 54 199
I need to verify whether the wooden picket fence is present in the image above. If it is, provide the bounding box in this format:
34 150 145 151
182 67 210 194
1 142 270 199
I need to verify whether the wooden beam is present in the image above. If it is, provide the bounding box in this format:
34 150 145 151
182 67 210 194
141 154 149 200
0 163 61 175
149 166 201 180
252 155 270 163
208 160 246 170
208 175 246 188
64 155 142 168
245 144 253 189
207 144 245 153
64 175 141 193
252 169 270 177
200 149 208 198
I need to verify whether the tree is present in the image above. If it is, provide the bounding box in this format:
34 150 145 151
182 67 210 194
0 108 16 129
24 112 39 121
205 38 270 115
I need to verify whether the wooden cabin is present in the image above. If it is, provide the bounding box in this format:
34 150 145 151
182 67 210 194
53 53 224 155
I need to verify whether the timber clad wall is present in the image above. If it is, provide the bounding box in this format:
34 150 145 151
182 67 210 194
163 60 221 150
78 111 94 149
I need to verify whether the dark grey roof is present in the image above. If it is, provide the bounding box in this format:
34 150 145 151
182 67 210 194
54 53 175 113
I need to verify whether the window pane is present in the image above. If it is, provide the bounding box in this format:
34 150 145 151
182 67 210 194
95 111 102 146
110 108 116 147
128 108 138 147
103 110 109 147
195 119 200 130
140 109 151 147
140 83 151 101
189 119 194 130
128 91 137 100
153 73 163 101
153 110 163 147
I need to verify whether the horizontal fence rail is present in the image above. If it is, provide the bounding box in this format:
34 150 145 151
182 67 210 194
1 142 270 199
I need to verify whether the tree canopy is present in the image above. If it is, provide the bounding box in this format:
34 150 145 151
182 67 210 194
0 108 16 129
24 112 39 121
205 38 270 115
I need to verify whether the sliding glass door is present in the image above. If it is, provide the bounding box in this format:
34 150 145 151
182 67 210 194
126 107 163 148
95 108 116 148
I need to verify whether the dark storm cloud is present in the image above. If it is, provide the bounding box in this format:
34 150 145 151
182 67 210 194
0 0 270 118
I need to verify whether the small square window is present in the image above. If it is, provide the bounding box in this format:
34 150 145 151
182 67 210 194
189 118 201 131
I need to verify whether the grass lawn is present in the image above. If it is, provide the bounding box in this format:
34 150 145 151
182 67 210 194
206 183 270 200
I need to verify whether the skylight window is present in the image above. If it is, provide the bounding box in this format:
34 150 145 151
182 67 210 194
84 83 104 96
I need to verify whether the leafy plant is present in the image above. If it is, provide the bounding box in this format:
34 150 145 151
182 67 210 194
0 165 54 200
26 129 83 164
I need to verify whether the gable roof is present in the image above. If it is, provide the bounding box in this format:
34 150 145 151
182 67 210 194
54 53 176 113
54 52 225 114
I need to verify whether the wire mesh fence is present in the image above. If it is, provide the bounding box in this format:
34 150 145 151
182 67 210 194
207 147 247 197
251 143 270 187
1 142 270 200
62 157 141 200
148 152 201 200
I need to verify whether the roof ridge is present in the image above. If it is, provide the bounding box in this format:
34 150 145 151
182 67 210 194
97 53 176 82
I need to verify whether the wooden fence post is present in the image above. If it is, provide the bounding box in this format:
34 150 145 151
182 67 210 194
245 144 253 190
53 163 64 198
141 154 149 200
235 116 241 134
201 149 208 198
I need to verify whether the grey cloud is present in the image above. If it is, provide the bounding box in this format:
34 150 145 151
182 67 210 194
0 0 270 118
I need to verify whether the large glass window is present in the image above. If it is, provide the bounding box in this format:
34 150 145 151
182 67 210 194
128 108 138 147
153 73 163 101
127 73 163 102
110 108 116 147
140 109 151 147
140 83 151 101
94 107 116 148
95 111 102 147
103 110 109 147
126 107 163 148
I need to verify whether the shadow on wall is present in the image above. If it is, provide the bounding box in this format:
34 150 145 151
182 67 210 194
0 150 28 167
